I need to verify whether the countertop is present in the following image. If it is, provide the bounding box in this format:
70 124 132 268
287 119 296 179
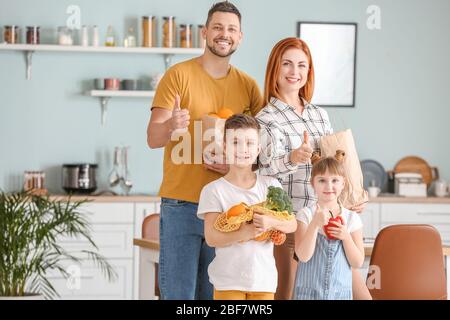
49 194 160 203
48 194 450 204
133 238 450 256
369 195 450 204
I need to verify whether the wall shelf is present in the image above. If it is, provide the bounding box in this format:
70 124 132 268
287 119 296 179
0 43 203 79
88 90 155 98
85 90 156 126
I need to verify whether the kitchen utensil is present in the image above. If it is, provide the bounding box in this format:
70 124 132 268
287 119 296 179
368 186 381 198
62 164 98 194
149 73 163 90
121 146 133 195
108 147 121 187
122 79 138 90
394 172 427 197
104 78 120 90
394 156 438 187
360 159 387 191
434 179 449 197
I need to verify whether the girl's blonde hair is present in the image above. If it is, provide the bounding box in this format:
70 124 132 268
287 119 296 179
311 150 346 180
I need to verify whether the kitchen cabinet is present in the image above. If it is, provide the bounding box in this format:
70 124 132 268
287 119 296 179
46 198 161 300
362 197 450 243
360 202 381 240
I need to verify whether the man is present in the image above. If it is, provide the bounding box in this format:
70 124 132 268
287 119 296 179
146 1 263 300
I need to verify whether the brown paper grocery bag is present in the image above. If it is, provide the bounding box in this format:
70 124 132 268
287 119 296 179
201 115 226 165
319 129 369 208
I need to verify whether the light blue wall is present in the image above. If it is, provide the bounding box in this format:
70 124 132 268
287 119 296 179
1 0 449 194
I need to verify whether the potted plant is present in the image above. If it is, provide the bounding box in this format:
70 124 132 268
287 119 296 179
0 191 117 299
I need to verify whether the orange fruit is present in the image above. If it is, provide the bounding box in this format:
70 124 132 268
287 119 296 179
271 231 286 245
208 112 220 118
226 203 247 219
217 108 234 119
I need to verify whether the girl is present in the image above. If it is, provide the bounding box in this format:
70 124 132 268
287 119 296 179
293 154 365 300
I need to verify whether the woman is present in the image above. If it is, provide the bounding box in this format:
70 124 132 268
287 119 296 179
256 37 371 300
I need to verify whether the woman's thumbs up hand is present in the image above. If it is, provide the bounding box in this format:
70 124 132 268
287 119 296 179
290 131 313 165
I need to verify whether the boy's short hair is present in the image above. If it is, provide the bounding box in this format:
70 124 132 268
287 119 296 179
206 1 241 26
224 114 260 141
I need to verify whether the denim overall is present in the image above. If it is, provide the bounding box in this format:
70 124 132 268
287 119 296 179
293 232 352 300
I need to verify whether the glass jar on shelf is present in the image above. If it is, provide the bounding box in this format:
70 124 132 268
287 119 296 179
124 27 136 47
4 25 19 44
179 24 193 48
142 16 156 47
105 25 116 47
197 24 205 48
162 16 176 48
58 26 73 45
26 26 40 44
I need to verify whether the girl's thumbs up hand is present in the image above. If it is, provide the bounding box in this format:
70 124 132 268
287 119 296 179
290 130 313 165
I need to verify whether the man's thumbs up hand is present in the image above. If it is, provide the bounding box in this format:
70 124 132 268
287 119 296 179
168 94 190 132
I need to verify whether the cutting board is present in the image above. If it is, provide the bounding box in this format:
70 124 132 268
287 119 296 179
394 156 438 186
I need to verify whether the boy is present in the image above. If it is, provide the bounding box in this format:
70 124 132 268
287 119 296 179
197 114 297 300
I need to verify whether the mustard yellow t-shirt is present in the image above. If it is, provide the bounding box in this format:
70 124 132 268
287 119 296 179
152 57 263 203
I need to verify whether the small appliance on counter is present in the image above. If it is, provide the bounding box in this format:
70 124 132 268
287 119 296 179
394 172 427 197
62 163 98 194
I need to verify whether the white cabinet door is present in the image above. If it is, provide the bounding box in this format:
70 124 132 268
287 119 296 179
380 203 450 243
79 203 134 224
57 224 134 259
47 202 136 299
47 259 133 300
360 202 381 240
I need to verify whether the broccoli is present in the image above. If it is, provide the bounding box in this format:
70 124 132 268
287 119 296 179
264 186 293 214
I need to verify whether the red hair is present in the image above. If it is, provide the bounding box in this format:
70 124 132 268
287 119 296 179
263 37 315 106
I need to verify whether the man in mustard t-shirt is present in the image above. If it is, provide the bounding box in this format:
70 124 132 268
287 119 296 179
146 1 263 300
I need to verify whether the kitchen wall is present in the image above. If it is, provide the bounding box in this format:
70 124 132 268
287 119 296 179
1 0 449 194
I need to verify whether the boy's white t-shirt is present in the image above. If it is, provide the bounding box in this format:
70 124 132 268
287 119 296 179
296 205 363 235
197 174 282 293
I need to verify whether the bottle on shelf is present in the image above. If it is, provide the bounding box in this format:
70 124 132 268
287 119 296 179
123 27 137 47
105 25 116 47
92 25 99 46
81 25 89 46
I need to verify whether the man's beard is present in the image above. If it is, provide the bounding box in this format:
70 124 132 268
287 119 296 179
206 40 237 58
